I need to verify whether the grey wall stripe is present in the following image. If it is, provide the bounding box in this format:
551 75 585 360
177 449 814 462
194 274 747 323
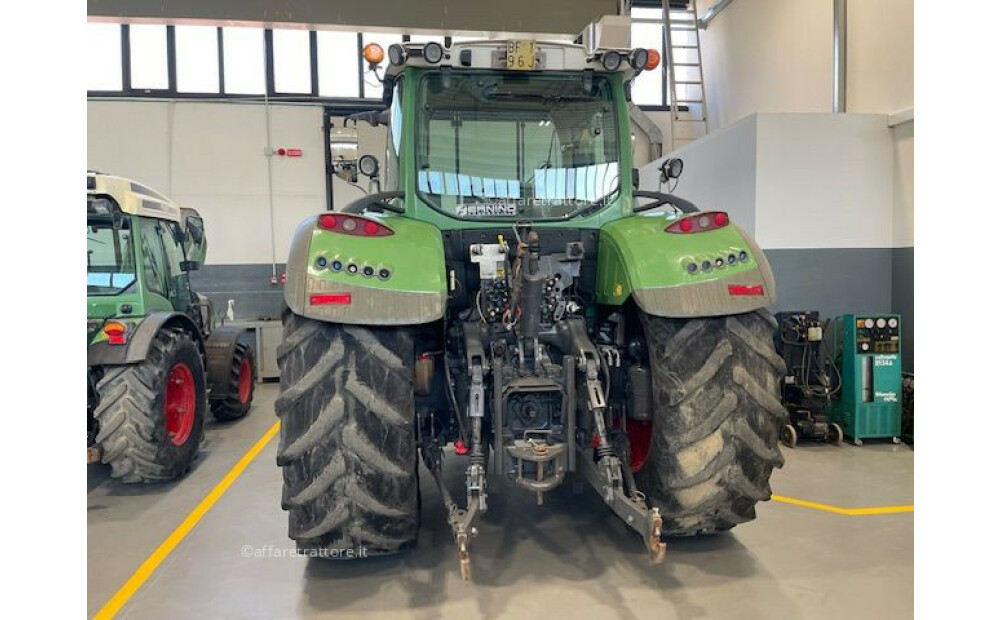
891 247 914 373
189 264 287 322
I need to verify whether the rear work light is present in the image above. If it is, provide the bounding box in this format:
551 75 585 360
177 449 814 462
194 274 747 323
103 321 127 345
309 293 352 305
317 214 394 237
666 211 729 234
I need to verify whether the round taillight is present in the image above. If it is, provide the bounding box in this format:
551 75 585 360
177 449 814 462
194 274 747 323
318 214 337 229
363 221 379 236
679 219 693 232
341 217 357 232
698 215 711 229
714 212 728 226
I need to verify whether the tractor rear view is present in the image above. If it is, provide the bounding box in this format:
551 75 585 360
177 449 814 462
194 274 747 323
87 172 256 483
276 39 785 577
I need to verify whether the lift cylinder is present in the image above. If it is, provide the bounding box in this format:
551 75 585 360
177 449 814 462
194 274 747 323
627 365 653 421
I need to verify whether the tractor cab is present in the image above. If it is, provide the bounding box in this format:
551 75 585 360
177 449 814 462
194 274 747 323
87 172 208 338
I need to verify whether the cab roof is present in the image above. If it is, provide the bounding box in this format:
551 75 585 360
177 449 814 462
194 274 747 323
87 172 184 223
382 39 646 81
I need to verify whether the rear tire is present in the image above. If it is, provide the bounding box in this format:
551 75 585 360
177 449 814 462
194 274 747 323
636 309 786 536
94 328 207 483
275 310 419 557
211 342 255 421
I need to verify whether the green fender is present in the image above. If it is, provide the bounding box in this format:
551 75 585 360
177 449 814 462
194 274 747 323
596 214 776 317
284 213 447 325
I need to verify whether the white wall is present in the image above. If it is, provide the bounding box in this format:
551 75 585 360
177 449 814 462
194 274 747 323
638 114 757 233
639 113 894 251
696 0 913 251
754 113 893 249
701 0 914 127
89 100 329 265
701 0 832 131
847 0 914 115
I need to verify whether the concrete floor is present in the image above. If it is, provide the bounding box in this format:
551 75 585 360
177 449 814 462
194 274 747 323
89 384 913 619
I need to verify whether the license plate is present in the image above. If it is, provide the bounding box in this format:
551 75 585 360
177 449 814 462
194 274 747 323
506 40 536 70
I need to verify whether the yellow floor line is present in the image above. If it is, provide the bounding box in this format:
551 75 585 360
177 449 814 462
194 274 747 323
772 494 914 516
93 421 908 617
94 420 281 620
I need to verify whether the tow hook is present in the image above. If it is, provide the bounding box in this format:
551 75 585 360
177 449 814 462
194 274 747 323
647 507 666 563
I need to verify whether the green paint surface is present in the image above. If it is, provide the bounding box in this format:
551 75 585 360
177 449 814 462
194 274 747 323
306 215 446 295
596 215 760 304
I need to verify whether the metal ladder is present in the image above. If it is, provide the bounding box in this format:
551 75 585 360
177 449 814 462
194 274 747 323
662 0 708 151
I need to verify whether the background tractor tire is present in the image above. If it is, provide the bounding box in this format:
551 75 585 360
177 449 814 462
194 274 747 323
211 342 255 421
94 327 207 483
636 308 786 536
275 310 419 557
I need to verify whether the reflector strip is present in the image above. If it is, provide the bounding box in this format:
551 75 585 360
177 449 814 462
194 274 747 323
309 293 352 305
727 284 765 296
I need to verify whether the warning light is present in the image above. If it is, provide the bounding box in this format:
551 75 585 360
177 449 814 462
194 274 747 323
363 43 385 65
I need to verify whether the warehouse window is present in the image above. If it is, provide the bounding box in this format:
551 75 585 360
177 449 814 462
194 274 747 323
317 31 360 98
222 27 266 94
129 24 169 91
272 29 312 94
175 26 220 93
630 19 665 107
87 22 122 91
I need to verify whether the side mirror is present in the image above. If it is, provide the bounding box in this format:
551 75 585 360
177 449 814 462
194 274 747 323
181 211 207 267
329 127 360 182
659 158 684 183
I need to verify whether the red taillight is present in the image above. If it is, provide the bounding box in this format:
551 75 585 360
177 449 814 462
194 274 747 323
727 284 765 296
103 322 127 345
666 211 730 234
317 214 394 237
309 293 352 305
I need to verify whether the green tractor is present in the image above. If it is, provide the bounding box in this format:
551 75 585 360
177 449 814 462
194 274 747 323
277 40 785 577
87 172 256 483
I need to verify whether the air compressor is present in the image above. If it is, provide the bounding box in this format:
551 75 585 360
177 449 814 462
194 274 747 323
774 311 843 447
829 314 903 445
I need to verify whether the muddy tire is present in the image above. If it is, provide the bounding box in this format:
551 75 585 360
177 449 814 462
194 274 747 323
275 310 418 557
211 342 256 421
636 309 786 536
94 328 207 483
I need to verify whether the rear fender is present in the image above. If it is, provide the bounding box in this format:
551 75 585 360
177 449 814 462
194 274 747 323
284 213 447 325
597 215 776 317
87 311 204 367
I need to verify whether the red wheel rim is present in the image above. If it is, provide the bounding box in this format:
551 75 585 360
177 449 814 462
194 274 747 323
165 363 196 446
238 357 252 405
